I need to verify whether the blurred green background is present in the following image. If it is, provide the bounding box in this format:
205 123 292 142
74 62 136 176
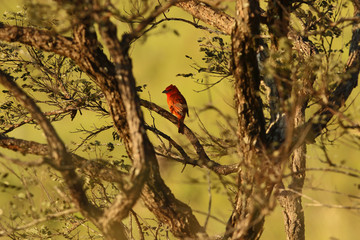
0 0 359 239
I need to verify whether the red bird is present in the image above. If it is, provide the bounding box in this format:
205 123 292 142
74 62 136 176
162 84 189 134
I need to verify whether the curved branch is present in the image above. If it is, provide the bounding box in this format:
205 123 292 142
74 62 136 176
96 13 209 237
145 125 194 164
0 135 127 185
140 99 239 175
97 17 151 232
0 70 103 225
130 0 180 40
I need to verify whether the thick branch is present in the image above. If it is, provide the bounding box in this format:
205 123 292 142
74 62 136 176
96 17 151 230
0 24 78 59
227 1 268 239
2 104 83 134
176 0 235 34
97 16 207 238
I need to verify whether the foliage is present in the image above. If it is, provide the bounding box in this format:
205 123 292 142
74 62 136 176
0 0 359 239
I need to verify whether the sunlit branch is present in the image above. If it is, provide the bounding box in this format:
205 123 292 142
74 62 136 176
129 210 145 240
140 99 239 175
0 135 127 185
145 125 193 163
2 104 83 134
0 24 78 60
176 0 235 34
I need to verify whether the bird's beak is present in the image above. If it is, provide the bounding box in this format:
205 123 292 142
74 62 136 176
162 89 168 93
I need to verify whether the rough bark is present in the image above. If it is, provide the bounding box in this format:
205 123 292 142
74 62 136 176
96 15 207 238
1 1 360 239
277 104 306 240
142 169 207 239
265 0 291 125
176 0 235 34
0 1 207 238
226 1 267 239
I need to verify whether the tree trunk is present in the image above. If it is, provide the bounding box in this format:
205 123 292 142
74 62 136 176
227 0 267 239
277 104 306 240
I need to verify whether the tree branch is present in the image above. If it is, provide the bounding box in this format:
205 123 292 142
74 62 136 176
0 208 78 237
0 70 104 228
305 1 360 142
176 0 235 34
0 24 78 59
227 0 268 239
97 14 209 237
2 104 84 134
141 99 239 175
96 16 152 233
0 135 128 186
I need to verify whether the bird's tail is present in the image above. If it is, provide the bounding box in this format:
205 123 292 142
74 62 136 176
178 119 185 134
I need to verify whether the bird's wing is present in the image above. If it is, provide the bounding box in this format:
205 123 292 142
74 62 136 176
172 102 187 117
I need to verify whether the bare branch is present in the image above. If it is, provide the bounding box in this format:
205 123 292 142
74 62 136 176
130 0 180 40
283 167 360 179
141 99 239 175
129 210 145 240
0 208 78 237
0 69 103 227
204 170 212 230
145 125 194 164
281 188 360 210
143 17 227 36
72 125 113 152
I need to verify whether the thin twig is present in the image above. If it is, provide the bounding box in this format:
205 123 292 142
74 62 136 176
283 167 360 179
192 209 226 225
284 188 360 210
71 125 113 152
204 170 212 230
2 104 83 134
0 208 78 236
0 152 44 166
130 210 145 240
140 99 239 175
